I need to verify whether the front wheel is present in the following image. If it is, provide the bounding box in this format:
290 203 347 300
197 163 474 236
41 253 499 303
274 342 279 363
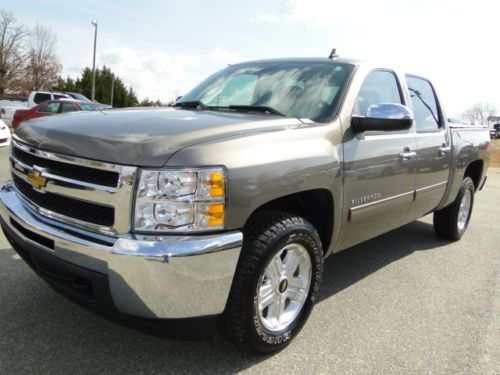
434 177 475 240
220 212 323 354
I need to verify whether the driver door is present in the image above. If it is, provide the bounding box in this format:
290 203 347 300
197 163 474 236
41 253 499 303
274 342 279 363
340 70 417 249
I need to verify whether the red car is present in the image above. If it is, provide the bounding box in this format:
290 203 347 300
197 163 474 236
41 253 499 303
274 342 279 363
12 99 112 129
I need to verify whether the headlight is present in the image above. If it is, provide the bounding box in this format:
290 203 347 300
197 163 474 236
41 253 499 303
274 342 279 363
134 167 226 232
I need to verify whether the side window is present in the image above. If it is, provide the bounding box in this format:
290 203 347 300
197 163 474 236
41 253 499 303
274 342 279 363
53 94 67 100
34 93 51 104
38 102 60 113
353 70 402 116
406 76 441 132
61 103 77 113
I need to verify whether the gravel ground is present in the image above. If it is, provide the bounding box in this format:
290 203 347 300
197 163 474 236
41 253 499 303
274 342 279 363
0 145 499 374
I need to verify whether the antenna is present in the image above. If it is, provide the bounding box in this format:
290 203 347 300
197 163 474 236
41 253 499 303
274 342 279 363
328 48 339 59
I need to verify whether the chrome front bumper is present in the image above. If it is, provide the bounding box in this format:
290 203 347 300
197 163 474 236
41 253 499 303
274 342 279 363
0 182 242 319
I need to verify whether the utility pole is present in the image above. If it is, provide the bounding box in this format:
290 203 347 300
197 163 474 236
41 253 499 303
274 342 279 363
91 20 98 102
110 75 115 106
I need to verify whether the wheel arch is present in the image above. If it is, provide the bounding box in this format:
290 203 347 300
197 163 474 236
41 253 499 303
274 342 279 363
463 159 484 191
243 189 335 255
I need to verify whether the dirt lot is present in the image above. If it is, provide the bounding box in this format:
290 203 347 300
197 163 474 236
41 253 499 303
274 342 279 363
490 138 500 168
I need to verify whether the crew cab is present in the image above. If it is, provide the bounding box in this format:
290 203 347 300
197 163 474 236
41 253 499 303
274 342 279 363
0 57 490 354
12 100 112 129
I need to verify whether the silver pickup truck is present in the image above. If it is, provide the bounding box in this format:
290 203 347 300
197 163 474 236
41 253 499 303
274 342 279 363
0 56 491 354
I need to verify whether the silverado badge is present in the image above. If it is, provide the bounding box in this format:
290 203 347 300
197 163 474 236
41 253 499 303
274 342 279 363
27 168 47 190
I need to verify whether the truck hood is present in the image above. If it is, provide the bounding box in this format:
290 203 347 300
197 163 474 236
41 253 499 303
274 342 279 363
14 108 302 166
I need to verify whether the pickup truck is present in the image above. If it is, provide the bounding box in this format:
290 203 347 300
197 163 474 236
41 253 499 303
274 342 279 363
0 57 490 354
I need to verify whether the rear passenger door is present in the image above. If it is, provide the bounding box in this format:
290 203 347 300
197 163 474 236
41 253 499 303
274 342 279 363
405 75 451 218
340 70 417 249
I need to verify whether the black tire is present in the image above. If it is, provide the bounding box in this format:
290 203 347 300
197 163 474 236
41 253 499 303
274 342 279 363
434 177 475 240
219 211 323 354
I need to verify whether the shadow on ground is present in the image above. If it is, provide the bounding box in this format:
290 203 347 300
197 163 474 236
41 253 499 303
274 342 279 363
0 219 447 374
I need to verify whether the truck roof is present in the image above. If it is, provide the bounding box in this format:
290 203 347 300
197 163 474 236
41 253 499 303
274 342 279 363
233 57 364 66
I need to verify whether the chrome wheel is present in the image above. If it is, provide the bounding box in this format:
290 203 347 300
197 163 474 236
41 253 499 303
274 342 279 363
257 243 312 332
457 189 472 231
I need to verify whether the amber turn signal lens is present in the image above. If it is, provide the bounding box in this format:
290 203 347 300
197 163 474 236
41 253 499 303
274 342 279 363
208 204 224 226
210 172 225 197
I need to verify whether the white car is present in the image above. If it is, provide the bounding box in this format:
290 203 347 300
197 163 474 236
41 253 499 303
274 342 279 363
0 119 11 147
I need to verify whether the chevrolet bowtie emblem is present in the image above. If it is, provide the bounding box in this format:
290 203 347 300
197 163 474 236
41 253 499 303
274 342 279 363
27 169 48 190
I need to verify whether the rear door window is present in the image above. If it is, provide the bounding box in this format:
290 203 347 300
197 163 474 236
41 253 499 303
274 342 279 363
34 93 51 104
405 75 441 132
61 103 78 113
53 94 67 100
38 102 61 113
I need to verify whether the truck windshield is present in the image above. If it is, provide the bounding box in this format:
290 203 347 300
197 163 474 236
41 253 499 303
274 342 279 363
177 61 354 122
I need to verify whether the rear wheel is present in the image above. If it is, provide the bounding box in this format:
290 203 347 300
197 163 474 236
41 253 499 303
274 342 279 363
434 177 475 240
220 212 323 354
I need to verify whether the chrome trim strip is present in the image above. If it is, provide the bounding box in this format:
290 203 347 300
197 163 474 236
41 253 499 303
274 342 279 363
350 190 414 211
415 181 447 193
12 136 125 173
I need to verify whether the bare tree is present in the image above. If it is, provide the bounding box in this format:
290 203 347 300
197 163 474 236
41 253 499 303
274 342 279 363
461 102 497 125
18 23 62 93
0 9 27 95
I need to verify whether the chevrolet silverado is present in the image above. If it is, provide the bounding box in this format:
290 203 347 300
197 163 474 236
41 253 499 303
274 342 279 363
0 56 490 354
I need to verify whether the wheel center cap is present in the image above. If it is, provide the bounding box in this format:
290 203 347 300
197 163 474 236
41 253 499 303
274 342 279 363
279 278 289 293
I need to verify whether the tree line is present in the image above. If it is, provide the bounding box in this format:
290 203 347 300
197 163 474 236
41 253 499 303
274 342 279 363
53 67 139 107
0 9 154 107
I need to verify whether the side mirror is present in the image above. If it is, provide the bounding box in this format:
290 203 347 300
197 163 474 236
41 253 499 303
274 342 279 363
351 103 413 132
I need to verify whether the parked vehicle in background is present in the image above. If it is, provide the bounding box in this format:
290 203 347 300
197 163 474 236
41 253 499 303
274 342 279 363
0 120 11 147
0 56 490 354
12 100 112 129
27 91 71 108
64 92 91 102
0 99 28 127
491 124 500 139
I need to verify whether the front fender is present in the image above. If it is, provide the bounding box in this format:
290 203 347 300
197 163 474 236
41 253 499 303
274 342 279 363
165 124 342 233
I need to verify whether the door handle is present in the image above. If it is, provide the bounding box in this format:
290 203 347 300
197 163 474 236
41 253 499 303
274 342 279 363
438 145 451 157
399 149 417 161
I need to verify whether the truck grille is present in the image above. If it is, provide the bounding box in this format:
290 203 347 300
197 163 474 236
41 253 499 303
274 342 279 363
9 138 137 234
13 175 114 227
12 146 119 187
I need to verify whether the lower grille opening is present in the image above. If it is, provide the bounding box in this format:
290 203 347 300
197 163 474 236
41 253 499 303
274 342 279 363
10 218 54 250
13 175 115 227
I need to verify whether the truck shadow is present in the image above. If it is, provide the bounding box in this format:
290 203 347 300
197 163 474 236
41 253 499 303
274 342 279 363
318 220 448 303
0 219 447 374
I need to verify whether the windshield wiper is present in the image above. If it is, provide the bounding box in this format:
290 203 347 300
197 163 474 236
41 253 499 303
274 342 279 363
173 100 209 110
228 105 286 117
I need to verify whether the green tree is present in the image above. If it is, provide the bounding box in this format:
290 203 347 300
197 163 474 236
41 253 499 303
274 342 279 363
52 66 138 108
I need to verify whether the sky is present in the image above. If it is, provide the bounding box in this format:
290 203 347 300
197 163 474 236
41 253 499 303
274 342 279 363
5 0 500 116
